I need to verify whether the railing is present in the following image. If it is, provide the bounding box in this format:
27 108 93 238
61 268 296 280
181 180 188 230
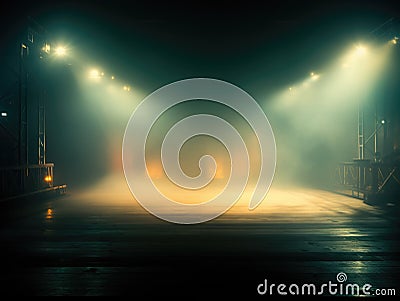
0 163 54 198
334 160 370 199
334 160 400 201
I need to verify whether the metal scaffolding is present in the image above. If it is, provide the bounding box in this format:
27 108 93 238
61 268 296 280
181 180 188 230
334 18 400 202
38 87 46 165
0 18 60 198
18 43 29 178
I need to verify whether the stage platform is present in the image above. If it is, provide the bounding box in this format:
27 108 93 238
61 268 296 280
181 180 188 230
0 175 398 297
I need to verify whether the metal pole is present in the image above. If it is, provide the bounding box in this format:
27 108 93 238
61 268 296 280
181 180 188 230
43 99 46 164
358 103 364 160
374 102 378 162
19 43 30 188
24 60 28 175
18 44 23 167
38 90 46 165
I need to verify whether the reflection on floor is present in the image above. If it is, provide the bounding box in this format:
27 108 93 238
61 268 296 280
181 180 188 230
0 173 398 297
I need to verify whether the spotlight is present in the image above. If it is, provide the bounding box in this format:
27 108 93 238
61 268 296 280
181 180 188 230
1 112 7 117
123 85 131 92
310 72 320 81
88 68 103 80
381 119 386 124
355 45 367 57
42 43 51 54
54 45 67 57
390 36 398 45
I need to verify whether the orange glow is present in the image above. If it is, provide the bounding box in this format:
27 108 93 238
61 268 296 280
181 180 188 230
223 186 378 220
44 175 52 182
215 164 225 179
46 208 53 220
146 162 163 179
80 173 377 224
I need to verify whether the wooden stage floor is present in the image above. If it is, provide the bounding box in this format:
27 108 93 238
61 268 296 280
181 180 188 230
0 175 399 297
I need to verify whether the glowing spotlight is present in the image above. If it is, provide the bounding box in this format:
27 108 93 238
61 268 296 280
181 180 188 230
390 37 398 45
42 43 51 54
355 45 367 57
310 72 320 81
54 46 67 57
88 69 103 80
123 85 131 92
44 175 52 183
89 69 100 78
1 112 7 117
381 119 386 124
111 75 115 80
46 208 54 220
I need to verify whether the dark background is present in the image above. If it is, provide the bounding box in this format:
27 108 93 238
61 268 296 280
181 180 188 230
1 0 399 189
